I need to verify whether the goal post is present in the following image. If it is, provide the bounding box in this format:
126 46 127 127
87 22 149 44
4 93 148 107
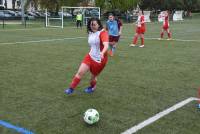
45 9 63 28
45 7 100 28
61 6 101 27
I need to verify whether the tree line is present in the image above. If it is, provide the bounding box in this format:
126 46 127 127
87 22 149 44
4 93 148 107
4 0 200 12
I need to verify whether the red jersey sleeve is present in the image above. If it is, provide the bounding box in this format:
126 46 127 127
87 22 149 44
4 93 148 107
99 30 109 52
100 30 109 43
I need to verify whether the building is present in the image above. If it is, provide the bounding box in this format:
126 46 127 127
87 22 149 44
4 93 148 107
0 0 21 10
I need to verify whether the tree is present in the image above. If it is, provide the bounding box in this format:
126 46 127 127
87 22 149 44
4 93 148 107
139 0 200 11
95 0 138 12
12 0 16 10
4 0 7 9
25 0 39 10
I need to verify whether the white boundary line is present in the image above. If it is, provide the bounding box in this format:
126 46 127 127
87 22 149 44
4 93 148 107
0 35 199 46
0 37 86 45
0 27 58 32
146 37 200 42
121 97 200 134
0 26 81 32
121 36 200 43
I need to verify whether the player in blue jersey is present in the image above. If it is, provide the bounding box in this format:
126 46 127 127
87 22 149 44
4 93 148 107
106 13 123 56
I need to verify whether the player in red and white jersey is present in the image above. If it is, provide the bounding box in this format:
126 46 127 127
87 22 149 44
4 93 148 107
159 11 172 40
130 11 146 48
65 18 109 95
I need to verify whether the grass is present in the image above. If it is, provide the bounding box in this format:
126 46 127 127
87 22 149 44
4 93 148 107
0 15 200 134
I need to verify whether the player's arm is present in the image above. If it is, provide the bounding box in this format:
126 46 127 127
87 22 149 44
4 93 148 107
101 42 109 58
119 26 123 35
100 31 109 58
105 22 109 31
118 20 123 35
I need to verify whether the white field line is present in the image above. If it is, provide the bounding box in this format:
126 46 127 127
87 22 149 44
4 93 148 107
146 37 200 42
0 35 199 46
121 36 200 42
0 37 86 45
121 97 200 134
0 26 81 32
0 27 58 32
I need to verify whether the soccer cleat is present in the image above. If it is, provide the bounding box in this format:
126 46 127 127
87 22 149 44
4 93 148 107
197 104 200 109
109 50 113 57
139 45 144 48
158 38 162 40
129 44 136 47
65 88 74 95
84 86 96 93
167 38 172 40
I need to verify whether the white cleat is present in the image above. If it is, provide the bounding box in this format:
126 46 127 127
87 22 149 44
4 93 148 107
167 38 172 40
129 44 136 47
158 38 162 40
139 45 144 48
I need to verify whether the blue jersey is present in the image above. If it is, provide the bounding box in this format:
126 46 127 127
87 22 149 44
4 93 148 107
106 20 119 36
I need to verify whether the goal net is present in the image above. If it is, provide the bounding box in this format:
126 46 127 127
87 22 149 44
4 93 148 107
143 11 151 22
173 11 183 21
45 9 63 28
45 7 100 28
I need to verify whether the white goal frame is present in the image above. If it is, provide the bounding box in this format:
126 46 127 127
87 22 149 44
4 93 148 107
45 7 100 28
173 10 184 21
45 9 63 28
143 11 151 22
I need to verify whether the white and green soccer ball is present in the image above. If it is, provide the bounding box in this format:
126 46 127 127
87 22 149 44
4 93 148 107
83 108 99 125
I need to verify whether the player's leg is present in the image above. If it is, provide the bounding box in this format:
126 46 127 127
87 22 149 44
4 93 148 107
167 28 172 40
111 41 117 56
139 33 145 48
76 21 79 28
84 56 108 93
80 21 82 29
108 42 114 56
111 36 120 56
65 63 89 94
108 36 115 56
84 74 97 93
130 33 138 46
160 28 164 39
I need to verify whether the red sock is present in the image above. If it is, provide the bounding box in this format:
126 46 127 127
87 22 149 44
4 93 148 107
133 36 138 44
141 37 144 45
161 32 164 38
90 80 97 88
70 76 81 89
168 32 171 38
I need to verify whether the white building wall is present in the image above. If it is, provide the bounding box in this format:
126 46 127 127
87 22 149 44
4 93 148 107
1 0 21 9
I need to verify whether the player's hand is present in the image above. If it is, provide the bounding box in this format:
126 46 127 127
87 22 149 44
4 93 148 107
119 31 122 35
100 52 104 59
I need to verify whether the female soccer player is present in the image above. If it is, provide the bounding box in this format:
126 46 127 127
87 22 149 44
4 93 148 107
159 11 172 40
129 11 146 48
65 18 109 95
106 13 123 56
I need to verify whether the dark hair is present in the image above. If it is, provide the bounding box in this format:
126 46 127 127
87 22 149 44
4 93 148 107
87 17 103 33
108 13 114 16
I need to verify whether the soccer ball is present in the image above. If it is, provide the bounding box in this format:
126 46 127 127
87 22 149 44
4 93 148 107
83 108 99 125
